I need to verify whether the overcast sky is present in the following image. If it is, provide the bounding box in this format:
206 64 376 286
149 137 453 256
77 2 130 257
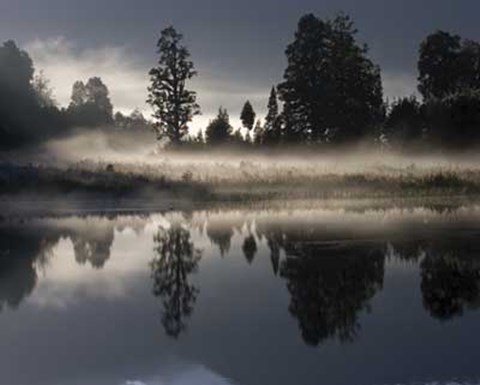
1 0 479 130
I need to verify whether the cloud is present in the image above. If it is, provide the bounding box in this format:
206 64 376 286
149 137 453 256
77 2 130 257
25 37 269 132
25 37 417 133
26 37 150 114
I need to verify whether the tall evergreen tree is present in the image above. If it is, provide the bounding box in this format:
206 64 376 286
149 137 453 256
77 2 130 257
147 26 200 145
263 86 282 145
278 13 384 144
240 100 256 131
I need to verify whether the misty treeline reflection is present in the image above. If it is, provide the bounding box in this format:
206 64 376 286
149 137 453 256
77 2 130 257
1 212 480 346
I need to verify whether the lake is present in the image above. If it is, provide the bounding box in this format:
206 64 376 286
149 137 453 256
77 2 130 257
0 204 480 385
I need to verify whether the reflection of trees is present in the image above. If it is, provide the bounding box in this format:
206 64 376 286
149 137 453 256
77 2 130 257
389 236 480 321
0 228 58 311
206 224 233 257
150 225 201 338
420 239 480 320
71 228 114 269
279 241 385 346
242 235 257 264
0 216 138 312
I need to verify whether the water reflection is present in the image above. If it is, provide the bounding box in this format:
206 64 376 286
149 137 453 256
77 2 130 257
420 241 480 320
280 242 385 345
150 224 202 338
0 208 480 348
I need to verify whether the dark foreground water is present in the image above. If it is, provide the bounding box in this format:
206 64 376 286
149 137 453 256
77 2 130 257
1 205 480 385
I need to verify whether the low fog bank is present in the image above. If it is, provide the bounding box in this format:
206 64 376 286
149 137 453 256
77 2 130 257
9 130 480 175
3 130 480 204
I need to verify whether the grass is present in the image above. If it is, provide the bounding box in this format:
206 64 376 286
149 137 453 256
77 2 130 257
1 158 480 202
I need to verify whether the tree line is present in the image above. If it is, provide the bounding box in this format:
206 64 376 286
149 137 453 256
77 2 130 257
148 14 480 151
0 41 152 149
2 13 480 150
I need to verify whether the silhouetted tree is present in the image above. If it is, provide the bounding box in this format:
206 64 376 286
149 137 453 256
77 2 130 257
147 26 200 145
416 31 480 147
240 100 256 131
205 108 232 145
33 70 56 108
67 77 113 127
0 40 61 148
150 225 201 338
418 31 465 100
279 13 384 144
0 40 33 94
263 86 282 145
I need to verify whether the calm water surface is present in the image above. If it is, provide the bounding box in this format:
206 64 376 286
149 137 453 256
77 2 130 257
1 206 480 385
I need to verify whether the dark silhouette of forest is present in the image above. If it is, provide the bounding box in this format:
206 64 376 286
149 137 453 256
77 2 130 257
0 41 152 150
2 13 480 151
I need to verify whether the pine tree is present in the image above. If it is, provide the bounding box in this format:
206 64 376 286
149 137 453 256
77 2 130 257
278 13 383 144
263 86 281 145
147 26 200 145
240 100 256 131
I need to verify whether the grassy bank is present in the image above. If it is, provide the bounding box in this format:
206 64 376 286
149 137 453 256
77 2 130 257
1 160 480 202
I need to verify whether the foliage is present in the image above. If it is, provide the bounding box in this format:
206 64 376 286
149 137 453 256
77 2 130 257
418 31 480 100
278 13 384 144
0 40 63 148
33 70 56 108
147 27 200 145
67 77 114 127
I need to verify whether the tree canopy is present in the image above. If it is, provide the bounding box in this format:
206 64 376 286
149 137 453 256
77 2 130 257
418 31 480 100
279 13 384 145
67 77 113 127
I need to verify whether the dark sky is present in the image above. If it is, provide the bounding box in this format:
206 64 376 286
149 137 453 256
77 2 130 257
1 0 479 128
